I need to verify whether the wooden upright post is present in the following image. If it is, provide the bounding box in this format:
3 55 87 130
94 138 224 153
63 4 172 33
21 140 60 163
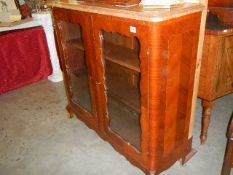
188 0 209 139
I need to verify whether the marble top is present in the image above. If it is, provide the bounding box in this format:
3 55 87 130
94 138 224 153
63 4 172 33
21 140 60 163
47 0 204 22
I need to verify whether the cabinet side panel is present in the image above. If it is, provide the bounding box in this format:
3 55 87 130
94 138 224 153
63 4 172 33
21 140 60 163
163 33 183 156
149 12 201 173
163 30 198 157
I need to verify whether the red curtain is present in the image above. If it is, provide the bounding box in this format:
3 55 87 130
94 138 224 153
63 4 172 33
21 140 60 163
0 26 52 94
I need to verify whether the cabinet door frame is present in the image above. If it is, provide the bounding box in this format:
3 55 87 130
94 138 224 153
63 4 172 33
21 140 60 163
92 13 150 167
53 8 99 130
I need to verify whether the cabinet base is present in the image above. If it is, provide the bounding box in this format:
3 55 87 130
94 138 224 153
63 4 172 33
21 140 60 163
66 103 197 175
181 148 197 165
149 170 157 175
66 105 74 118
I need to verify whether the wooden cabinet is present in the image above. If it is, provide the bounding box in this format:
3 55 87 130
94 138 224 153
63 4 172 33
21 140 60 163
198 7 233 144
198 22 233 144
52 3 202 174
208 0 233 7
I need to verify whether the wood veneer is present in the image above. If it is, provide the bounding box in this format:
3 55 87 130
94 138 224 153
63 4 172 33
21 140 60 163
52 5 202 174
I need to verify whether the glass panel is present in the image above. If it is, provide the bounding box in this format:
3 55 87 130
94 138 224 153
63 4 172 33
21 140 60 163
102 31 141 150
58 21 92 114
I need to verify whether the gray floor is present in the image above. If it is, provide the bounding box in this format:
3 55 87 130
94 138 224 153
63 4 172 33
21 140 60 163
0 80 233 175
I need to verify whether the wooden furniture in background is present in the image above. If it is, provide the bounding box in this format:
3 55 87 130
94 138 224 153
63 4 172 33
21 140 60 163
208 0 233 7
221 112 233 175
198 8 233 144
209 7 233 26
51 1 203 174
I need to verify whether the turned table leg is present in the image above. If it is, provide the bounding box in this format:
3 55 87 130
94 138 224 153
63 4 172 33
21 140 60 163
200 100 215 144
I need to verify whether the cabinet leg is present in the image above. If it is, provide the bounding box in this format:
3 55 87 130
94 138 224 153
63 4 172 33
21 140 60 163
200 100 214 145
66 105 74 118
180 148 197 165
149 171 157 175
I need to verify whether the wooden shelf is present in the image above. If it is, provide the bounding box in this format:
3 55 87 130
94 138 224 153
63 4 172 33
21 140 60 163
103 42 140 72
108 91 140 113
108 97 141 150
107 78 140 113
68 38 85 51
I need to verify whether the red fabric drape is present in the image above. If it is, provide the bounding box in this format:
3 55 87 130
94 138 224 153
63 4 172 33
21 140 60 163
0 26 52 94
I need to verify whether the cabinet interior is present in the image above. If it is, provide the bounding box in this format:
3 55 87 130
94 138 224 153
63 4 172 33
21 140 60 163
58 21 93 114
102 31 142 150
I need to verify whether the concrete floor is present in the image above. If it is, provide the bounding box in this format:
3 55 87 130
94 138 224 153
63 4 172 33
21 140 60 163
0 80 233 175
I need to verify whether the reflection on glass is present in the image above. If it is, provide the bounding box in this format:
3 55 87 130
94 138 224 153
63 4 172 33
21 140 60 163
58 21 92 114
102 31 142 150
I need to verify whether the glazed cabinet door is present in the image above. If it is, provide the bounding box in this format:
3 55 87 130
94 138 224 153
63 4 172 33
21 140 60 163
92 14 150 166
53 8 98 129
